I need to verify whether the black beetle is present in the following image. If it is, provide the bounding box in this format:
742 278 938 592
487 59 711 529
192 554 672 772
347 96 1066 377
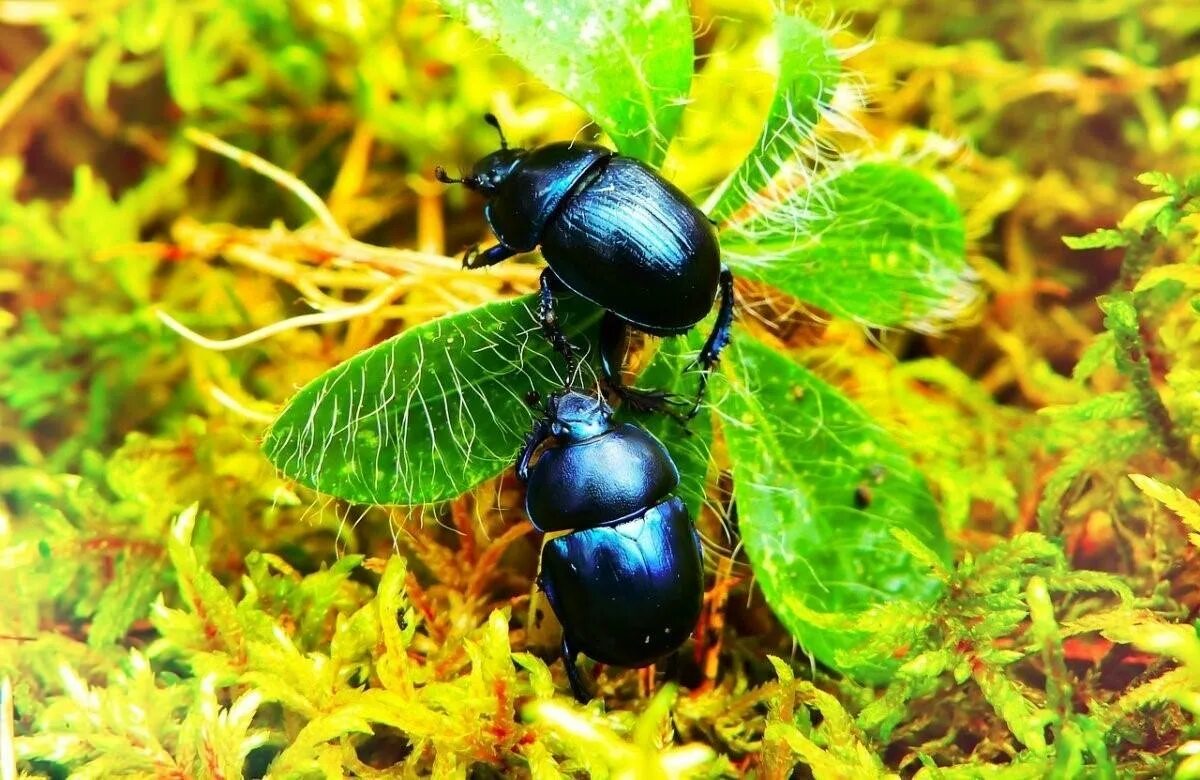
517 389 704 701
436 115 735 416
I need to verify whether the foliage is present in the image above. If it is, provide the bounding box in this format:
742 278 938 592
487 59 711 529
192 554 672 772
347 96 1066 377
4 0 1200 777
722 336 949 683
262 0 970 679
439 0 695 167
721 163 972 331
264 295 603 506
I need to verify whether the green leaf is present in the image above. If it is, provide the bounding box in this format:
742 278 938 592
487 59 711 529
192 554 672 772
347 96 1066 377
1062 229 1128 250
264 295 602 505
512 652 555 700
178 687 267 780
722 163 973 331
722 336 949 682
1134 263 1200 292
1099 293 1138 334
1072 331 1115 383
87 555 161 648
165 505 246 661
1137 171 1181 196
1130 473 1200 548
1118 195 1173 234
164 12 200 112
974 664 1050 751
440 0 693 165
117 0 177 55
1036 430 1148 533
709 12 840 221
84 38 124 115
1038 392 1140 423
617 330 713 521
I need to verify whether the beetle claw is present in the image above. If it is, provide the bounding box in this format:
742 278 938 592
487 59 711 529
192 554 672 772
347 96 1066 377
606 384 692 429
610 385 685 412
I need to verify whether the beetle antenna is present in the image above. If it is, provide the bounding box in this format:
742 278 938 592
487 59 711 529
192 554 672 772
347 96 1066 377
483 113 508 149
433 166 462 184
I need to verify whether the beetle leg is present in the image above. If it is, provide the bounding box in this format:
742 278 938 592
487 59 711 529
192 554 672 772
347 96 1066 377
696 266 736 367
686 266 735 418
598 311 630 391
463 242 516 269
598 312 690 423
538 269 578 376
540 570 593 701
515 419 552 483
659 649 682 686
561 636 592 702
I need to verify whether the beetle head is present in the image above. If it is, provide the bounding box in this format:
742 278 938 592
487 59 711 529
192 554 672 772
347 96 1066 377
547 390 612 442
434 113 526 196
464 147 526 195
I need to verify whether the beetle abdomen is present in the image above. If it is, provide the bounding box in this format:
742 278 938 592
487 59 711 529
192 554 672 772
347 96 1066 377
486 142 611 251
524 423 679 532
539 496 703 667
540 157 721 333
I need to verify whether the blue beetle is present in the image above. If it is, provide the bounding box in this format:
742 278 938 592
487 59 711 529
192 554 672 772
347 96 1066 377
517 389 704 701
436 115 735 417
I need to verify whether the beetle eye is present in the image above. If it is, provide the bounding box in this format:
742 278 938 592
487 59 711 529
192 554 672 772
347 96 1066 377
550 422 567 437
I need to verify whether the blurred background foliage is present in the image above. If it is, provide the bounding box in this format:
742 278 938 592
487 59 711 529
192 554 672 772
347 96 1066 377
2 0 1200 777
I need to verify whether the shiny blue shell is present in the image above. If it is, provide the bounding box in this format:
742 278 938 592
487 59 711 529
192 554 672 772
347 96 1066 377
523 402 703 675
483 143 721 333
539 496 704 667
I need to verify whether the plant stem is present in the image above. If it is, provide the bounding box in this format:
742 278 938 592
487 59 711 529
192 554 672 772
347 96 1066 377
0 23 86 132
1118 233 1154 290
1112 305 1198 472
185 128 349 239
155 278 408 352
1113 229 1199 472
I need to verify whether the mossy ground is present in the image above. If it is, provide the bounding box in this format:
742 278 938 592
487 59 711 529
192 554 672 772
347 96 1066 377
3 1 1200 777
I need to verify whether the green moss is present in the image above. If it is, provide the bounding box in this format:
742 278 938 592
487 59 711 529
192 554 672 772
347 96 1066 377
4 0 1200 777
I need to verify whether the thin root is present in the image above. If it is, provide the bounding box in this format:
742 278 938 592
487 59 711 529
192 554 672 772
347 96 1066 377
156 279 406 352
184 127 347 239
209 384 278 424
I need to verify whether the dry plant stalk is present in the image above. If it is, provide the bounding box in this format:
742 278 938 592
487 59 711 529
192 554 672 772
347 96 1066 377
162 129 542 356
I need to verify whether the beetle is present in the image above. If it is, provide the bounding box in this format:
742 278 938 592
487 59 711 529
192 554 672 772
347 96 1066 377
517 388 704 701
436 115 735 417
